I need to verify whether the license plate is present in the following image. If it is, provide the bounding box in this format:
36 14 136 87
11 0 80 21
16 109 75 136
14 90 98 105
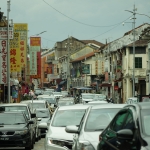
0 137 9 140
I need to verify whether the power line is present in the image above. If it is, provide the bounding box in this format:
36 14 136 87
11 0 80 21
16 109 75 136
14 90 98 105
90 15 133 39
43 0 132 28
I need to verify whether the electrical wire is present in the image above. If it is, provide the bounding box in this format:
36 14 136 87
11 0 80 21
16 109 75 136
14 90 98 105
90 15 133 39
43 0 132 28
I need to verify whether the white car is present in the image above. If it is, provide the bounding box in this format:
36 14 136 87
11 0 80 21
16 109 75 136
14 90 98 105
65 104 126 150
44 105 90 150
81 93 95 103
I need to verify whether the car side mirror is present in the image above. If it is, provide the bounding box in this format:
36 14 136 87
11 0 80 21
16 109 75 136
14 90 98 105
38 122 48 130
28 120 34 124
65 125 79 134
117 129 133 140
31 113 36 118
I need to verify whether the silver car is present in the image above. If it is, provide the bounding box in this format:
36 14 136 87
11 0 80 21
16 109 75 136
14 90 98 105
36 108 51 137
65 104 126 150
44 105 90 150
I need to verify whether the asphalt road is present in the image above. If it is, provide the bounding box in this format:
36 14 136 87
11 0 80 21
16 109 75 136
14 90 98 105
0 138 45 150
33 138 45 150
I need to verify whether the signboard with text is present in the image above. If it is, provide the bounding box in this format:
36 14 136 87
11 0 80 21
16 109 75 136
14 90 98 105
0 40 7 84
14 24 28 68
30 37 41 76
0 27 13 39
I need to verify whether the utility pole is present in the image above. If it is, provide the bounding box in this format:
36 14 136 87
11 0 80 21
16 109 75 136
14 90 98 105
125 5 136 97
7 0 11 103
132 5 136 97
66 36 71 92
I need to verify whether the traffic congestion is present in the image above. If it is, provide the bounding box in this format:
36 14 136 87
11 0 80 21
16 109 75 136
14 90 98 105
0 88 150 150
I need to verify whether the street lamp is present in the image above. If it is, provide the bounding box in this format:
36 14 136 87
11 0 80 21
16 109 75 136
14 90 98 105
125 5 136 97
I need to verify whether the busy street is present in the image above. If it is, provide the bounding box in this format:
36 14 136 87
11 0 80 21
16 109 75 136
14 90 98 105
0 0 150 150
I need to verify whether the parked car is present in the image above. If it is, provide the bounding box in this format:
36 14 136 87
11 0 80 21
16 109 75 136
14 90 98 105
0 103 37 147
97 102 150 150
58 97 75 106
43 105 90 150
36 108 51 136
0 111 34 150
65 104 126 150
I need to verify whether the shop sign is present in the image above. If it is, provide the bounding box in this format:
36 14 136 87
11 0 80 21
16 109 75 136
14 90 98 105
0 27 13 39
82 64 90 74
114 86 119 90
0 40 7 84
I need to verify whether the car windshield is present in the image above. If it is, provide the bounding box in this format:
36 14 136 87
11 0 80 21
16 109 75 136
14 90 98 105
40 97 56 104
0 106 29 119
141 109 150 136
0 114 26 125
82 94 94 99
94 95 106 100
31 103 45 109
85 108 120 131
53 92 61 95
52 109 85 127
36 110 50 118
58 101 74 106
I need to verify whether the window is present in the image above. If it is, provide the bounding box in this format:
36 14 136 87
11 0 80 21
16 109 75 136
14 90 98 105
111 111 128 132
123 113 134 130
129 47 146 54
135 57 142 68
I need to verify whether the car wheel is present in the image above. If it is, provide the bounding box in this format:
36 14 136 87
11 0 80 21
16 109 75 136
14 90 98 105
25 145 31 150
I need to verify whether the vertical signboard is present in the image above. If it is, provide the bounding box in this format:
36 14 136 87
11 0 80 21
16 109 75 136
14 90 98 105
30 37 41 76
0 40 7 84
10 32 21 72
14 24 28 68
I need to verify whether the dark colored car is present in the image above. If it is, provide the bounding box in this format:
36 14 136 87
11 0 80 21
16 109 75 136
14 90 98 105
0 111 34 150
97 102 150 150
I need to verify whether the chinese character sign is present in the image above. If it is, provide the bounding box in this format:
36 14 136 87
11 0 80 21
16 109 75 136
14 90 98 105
10 32 21 72
30 37 41 76
29 47 37 75
0 40 7 84
14 23 28 68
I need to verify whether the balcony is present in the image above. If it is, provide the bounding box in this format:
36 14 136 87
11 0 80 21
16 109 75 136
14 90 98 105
127 68 146 77
46 56 55 63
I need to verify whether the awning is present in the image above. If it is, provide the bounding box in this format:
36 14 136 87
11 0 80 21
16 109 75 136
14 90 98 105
99 83 112 87
59 80 66 85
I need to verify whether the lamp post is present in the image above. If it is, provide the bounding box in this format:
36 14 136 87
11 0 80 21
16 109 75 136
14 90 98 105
125 5 136 97
7 0 11 103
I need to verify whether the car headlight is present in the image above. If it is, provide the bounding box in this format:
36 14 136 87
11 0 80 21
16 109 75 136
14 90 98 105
79 141 95 150
15 130 28 135
47 138 65 147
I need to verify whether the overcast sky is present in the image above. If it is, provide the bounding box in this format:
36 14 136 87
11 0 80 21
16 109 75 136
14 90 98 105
1 0 150 49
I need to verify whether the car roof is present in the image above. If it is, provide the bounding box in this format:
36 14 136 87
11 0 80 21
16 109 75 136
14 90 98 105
91 104 127 109
0 111 24 114
126 102 150 110
58 104 90 110
0 103 29 107
35 108 49 111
